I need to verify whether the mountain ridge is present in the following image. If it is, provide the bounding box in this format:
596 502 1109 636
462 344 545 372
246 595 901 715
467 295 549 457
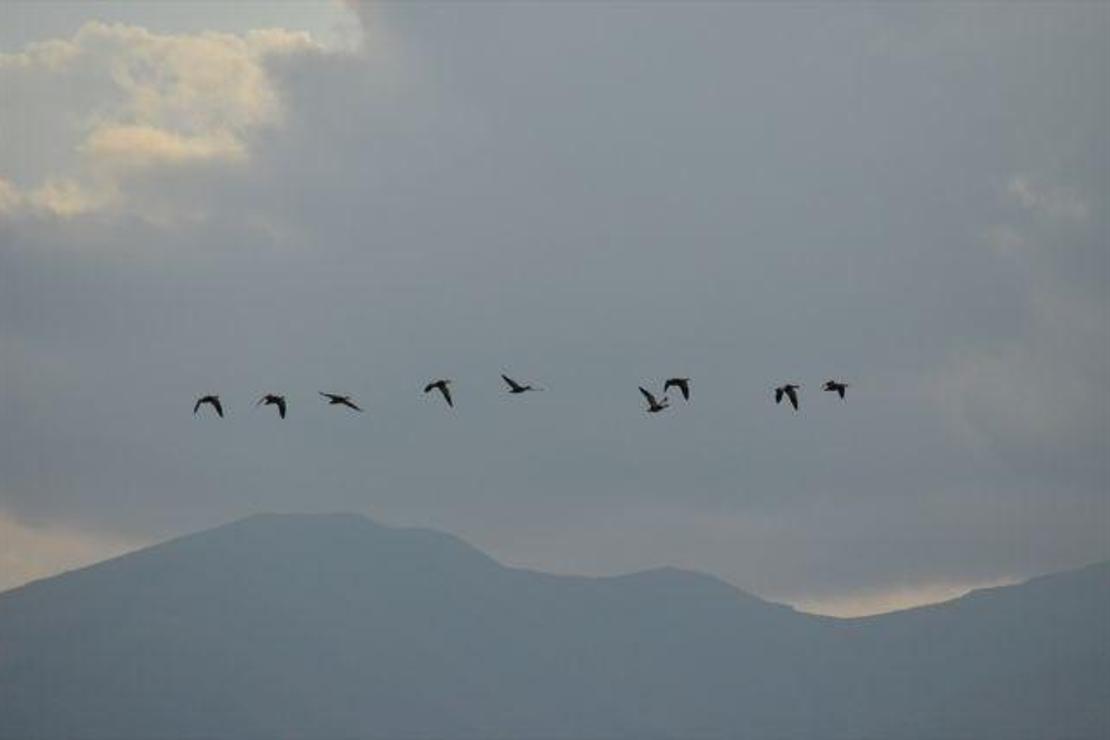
5 511 1104 620
0 512 1106 739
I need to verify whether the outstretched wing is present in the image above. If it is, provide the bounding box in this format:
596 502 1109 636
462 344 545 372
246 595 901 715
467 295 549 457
639 386 657 406
211 397 224 417
277 397 287 418
319 392 337 402
785 387 798 410
665 378 690 400
193 398 202 414
439 384 454 408
837 385 845 399
501 374 523 392
423 382 436 394
775 387 784 404
341 398 362 412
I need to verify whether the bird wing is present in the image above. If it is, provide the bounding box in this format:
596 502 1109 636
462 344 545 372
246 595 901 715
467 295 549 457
440 384 453 407
775 387 784 404
319 392 337 402
341 398 362 412
639 386 657 406
786 387 798 410
277 397 287 418
676 379 690 400
837 386 845 399
193 398 202 414
423 382 436 394
501 374 523 391
212 397 224 417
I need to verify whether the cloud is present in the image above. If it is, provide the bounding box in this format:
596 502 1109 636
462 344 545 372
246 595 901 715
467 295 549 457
83 125 246 168
27 177 117 217
0 37 81 70
935 174 1108 480
0 509 144 592
0 21 325 220
0 2 1106 613
0 177 22 214
1006 175 1089 223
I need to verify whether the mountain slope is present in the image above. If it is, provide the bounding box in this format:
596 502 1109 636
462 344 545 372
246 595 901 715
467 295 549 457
0 513 1106 739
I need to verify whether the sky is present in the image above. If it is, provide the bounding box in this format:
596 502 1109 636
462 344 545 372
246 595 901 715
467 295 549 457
1 0 1107 617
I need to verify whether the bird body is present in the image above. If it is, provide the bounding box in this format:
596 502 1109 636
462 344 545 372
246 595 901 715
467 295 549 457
319 392 362 412
193 395 224 417
639 386 670 413
424 379 453 408
501 374 542 394
775 384 800 411
257 394 287 418
664 377 691 401
823 380 849 399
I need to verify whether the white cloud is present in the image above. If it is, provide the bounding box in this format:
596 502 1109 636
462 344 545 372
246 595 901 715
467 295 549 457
83 125 246 168
0 21 325 220
27 177 118 217
0 37 81 70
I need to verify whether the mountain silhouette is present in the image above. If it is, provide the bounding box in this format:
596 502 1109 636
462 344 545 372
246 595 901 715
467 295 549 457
0 513 1106 739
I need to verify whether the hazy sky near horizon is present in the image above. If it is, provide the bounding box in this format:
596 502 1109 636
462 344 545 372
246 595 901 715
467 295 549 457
1 1 1107 615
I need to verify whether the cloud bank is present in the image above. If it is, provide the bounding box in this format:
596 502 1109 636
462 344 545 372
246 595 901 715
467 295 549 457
0 21 322 218
0 2 1106 615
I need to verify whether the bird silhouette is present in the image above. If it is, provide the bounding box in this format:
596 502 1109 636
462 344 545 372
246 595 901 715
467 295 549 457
664 377 691 401
639 386 670 413
193 395 223 418
257 394 287 418
501 374 542 394
823 380 849 399
424 379 453 408
319 392 362 412
775 384 800 411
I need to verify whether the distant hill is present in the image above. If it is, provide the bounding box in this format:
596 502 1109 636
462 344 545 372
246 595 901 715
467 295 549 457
0 513 1106 739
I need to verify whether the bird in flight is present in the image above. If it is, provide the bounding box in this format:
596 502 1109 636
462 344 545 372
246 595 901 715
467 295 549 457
257 394 287 418
319 392 362 412
424 379 453 408
639 386 670 414
823 380 849 399
193 395 224 418
664 377 691 401
501 374 542 394
775 384 800 411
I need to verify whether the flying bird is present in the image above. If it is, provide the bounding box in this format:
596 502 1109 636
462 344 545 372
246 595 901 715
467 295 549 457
319 392 362 412
775 384 800 411
257 394 287 418
639 386 670 414
424 379 453 408
501 374 542 394
193 395 223 418
664 377 691 401
823 380 849 399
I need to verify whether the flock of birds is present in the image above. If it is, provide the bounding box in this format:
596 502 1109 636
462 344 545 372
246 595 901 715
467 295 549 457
192 375 850 418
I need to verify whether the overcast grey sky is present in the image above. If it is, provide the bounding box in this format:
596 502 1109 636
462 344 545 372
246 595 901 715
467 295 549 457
1 1 1107 615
